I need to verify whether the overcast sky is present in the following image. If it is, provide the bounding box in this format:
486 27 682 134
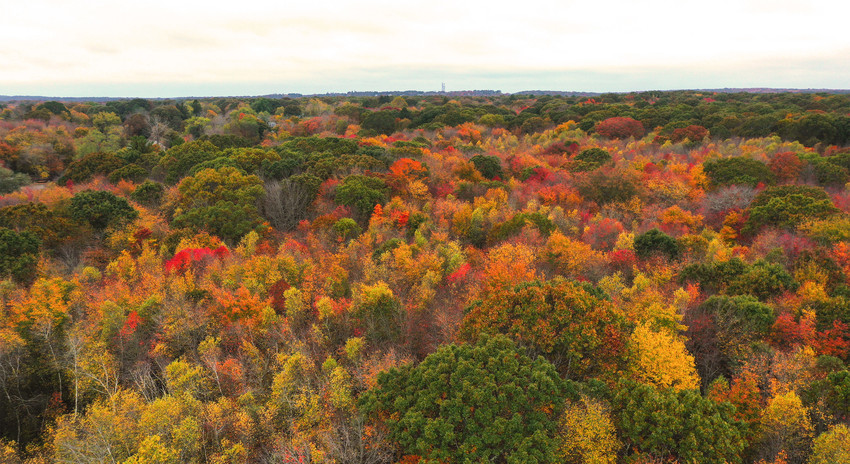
1 0 849 97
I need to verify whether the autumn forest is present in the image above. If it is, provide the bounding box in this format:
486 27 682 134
2 91 850 463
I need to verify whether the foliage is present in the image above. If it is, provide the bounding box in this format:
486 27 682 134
594 117 645 139
131 181 165 206
703 157 775 188
335 175 388 220
628 322 700 390
680 258 797 300
759 390 813 463
612 380 747 464
172 167 264 242
4 92 850 461
810 424 850 464
69 189 138 230
746 188 839 234
576 167 639 205
459 278 630 380
158 140 219 183
361 335 565 463
470 154 504 180
0 227 40 283
633 228 679 260
670 124 709 144
0 167 29 194
570 148 611 172
58 152 124 185
557 396 620 464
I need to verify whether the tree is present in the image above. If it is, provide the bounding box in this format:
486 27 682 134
35 101 70 118
260 174 321 231
91 112 122 132
670 124 709 144
680 258 797 301
124 113 151 138
0 167 29 194
708 372 762 432
759 390 813 463
57 152 125 185
335 175 388 221
576 167 639 205
157 140 219 184
174 166 263 211
333 218 362 242
745 194 839 235
628 322 700 390
767 152 804 183
0 228 40 284
557 396 620 464
470 154 503 180
595 117 645 139
361 110 397 135
361 335 565 463
108 164 147 184
613 380 747 464
703 157 775 188
700 295 775 369
351 282 404 345
810 424 850 464
53 389 144 463
69 190 138 231
131 181 165 206
222 112 268 144
570 148 611 172
459 278 630 380
812 159 849 187
634 228 679 260
171 166 266 241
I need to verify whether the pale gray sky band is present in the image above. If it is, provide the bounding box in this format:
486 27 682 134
1 0 848 97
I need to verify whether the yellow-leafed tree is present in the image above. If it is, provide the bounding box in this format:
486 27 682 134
628 322 700 391
557 396 621 464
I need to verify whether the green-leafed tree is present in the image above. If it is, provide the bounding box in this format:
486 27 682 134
570 148 612 172
703 157 775 188
335 175 388 221
470 154 504 180
157 140 219 184
634 228 679 260
58 152 125 185
613 380 747 464
69 190 138 231
0 167 29 194
361 335 566 463
172 166 264 242
0 227 40 284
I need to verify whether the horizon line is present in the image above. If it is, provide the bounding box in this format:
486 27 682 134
2 87 850 101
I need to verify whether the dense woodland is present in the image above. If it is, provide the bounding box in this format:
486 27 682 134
2 91 850 463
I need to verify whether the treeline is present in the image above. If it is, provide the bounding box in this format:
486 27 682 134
0 91 849 463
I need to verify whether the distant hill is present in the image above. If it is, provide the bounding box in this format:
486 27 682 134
702 88 850 94
2 88 849 102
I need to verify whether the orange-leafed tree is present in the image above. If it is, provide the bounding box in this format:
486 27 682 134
459 277 630 380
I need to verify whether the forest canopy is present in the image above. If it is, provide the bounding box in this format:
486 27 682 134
1 90 850 463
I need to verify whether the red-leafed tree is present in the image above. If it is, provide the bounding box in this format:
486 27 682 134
767 152 805 183
595 117 645 139
670 125 709 143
